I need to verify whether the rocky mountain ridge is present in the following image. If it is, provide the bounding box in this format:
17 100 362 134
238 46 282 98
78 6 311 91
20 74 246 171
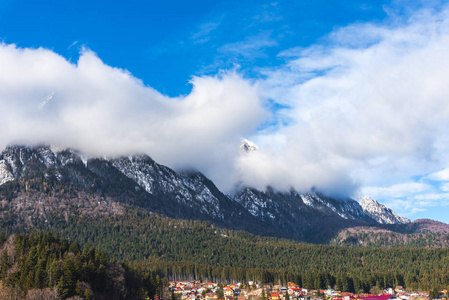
0 145 417 243
358 196 410 224
0 145 267 233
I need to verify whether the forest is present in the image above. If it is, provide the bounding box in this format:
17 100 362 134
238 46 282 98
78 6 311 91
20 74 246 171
0 232 167 299
1 173 449 297
1 208 448 294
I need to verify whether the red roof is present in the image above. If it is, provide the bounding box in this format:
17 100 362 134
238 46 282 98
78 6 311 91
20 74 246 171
358 295 393 300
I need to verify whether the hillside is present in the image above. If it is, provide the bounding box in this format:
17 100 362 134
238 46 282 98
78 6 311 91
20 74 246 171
332 219 449 247
2 210 448 292
0 232 166 299
1 144 449 293
0 145 413 244
0 176 449 292
1 145 448 249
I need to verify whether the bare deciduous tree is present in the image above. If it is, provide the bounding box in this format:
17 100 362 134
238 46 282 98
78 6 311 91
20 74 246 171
25 287 60 300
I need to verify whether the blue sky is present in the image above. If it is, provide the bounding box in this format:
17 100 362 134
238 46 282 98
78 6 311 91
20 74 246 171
1 0 449 223
0 0 392 95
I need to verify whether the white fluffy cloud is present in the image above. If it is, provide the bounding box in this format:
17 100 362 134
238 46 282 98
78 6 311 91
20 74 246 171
3 4 449 211
362 182 432 199
0 44 266 191
427 168 449 181
237 6 449 200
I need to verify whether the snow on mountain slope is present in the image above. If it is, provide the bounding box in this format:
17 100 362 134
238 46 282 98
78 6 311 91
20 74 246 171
300 192 371 221
0 145 411 244
232 187 378 242
0 145 57 178
0 145 259 228
240 139 259 152
235 188 374 223
0 160 14 185
111 155 226 218
359 196 410 224
0 146 87 180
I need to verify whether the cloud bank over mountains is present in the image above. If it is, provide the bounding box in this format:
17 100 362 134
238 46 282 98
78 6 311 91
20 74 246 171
245 7 449 199
2 5 449 218
0 44 266 190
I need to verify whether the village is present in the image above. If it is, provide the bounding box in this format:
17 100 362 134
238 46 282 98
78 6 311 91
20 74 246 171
169 281 442 300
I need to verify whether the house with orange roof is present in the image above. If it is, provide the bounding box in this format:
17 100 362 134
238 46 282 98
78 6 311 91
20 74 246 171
224 287 234 297
270 293 281 300
204 282 216 289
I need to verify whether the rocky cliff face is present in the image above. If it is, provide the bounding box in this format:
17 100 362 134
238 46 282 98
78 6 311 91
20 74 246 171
233 187 379 242
0 145 276 236
358 196 410 224
0 145 411 243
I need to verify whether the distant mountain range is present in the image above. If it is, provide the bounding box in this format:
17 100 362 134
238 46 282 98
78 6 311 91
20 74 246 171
0 145 446 246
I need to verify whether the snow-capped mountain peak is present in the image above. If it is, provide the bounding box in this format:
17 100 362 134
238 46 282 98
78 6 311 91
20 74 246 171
240 139 259 152
358 196 410 224
0 145 412 245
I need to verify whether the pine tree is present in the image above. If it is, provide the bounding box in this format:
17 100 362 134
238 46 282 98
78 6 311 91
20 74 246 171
1 249 10 280
431 288 440 299
57 275 71 299
217 287 224 300
57 264 76 298
146 274 157 299
156 274 162 299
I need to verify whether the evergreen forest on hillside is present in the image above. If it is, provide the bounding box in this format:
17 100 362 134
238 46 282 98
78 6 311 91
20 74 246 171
1 169 449 296
0 232 166 299
1 208 449 294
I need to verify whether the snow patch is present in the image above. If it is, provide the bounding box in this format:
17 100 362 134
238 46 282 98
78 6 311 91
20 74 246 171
240 139 259 152
0 160 14 185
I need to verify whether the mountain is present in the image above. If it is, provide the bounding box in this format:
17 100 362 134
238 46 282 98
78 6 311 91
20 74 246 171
240 139 259 152
233 187 377 242
0 145 414 244
0 145 276 236
358 196 410 224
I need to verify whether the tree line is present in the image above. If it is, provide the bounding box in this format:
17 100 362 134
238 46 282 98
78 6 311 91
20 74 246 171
7 209 447 292
0 232 167 299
